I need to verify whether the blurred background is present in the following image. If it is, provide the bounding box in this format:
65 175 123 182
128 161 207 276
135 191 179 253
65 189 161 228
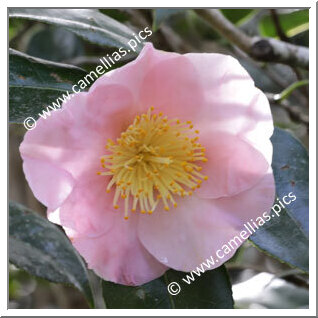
9 8 309 309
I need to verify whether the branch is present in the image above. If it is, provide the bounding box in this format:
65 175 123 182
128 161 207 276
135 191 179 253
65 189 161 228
196 9 309 70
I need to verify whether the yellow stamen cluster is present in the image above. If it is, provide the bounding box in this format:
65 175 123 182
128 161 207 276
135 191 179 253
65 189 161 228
97 107 208 219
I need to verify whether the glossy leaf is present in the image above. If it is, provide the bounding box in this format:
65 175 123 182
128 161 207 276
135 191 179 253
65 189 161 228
250 128 309 272
9 48 87 123
9 8 139 50
102 266 233 309
26 27 84 62
259 9 309 38
9 202 94 307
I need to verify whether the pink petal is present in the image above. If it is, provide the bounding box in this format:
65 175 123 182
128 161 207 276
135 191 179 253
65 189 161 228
73 213 168 286
20 85 133 209
197 132 269 199
57 173 115 237
138 172 275 272
184 53 274 164
92 43 205 121
21 158 74 210
138 53 205 121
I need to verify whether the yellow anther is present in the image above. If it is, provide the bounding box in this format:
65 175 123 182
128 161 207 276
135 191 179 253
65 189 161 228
124 216 129 220
98 108 208 219
184 166 193 172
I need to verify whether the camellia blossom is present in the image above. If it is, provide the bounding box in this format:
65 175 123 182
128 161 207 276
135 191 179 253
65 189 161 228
20 43 275 286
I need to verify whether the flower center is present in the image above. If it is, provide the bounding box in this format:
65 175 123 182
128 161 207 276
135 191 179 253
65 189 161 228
97 107 208 219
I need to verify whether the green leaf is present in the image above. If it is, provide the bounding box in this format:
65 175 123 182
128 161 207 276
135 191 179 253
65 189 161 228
26 27 85 62
9 18 26 40
152 9 185 31
9 8 139 51
9 202 94 307
250 128 309 272
259 9 309 38
102 266 233 309
221 9 255 25
9 48 87 123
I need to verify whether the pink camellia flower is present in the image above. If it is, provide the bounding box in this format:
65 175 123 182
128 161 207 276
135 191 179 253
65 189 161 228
20 43 275 286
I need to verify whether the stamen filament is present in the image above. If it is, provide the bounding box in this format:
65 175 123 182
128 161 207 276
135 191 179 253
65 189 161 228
98 107 207 219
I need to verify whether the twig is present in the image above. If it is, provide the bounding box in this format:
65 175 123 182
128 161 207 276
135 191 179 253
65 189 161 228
196 9 309 70
269 9 309 104
266 93 309 126
273 80 309 102
269 9 289 42
159 24 198 53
